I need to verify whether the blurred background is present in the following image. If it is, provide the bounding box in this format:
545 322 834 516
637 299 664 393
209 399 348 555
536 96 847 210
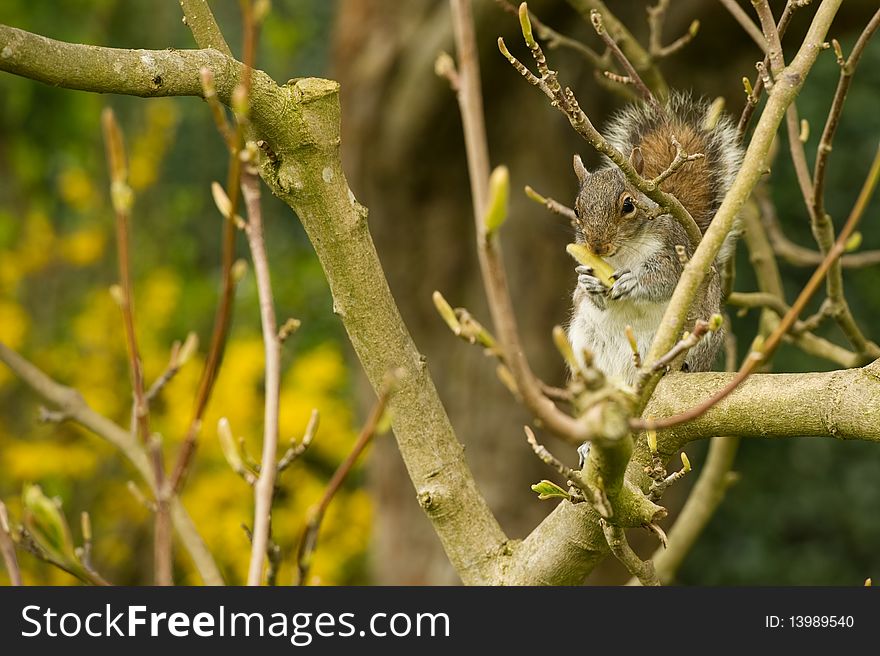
0 0 878 585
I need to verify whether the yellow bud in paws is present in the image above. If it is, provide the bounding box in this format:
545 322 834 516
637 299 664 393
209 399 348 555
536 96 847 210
566 243 616 287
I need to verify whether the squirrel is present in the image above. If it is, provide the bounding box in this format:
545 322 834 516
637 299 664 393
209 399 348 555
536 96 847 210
567 92 743 384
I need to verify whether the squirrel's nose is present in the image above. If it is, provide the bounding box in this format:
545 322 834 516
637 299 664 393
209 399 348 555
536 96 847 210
589 242 610 256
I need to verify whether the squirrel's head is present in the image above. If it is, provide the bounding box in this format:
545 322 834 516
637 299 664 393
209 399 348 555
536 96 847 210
572 153 650 256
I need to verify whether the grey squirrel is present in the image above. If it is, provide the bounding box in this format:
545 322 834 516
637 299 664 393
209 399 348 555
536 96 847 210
567 92 742 383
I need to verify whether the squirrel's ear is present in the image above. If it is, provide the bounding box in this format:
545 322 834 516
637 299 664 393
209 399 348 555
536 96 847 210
630 147 645 176
573 154 590 184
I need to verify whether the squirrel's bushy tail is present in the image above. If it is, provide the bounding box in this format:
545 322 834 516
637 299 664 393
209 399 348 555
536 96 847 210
604 91 743 265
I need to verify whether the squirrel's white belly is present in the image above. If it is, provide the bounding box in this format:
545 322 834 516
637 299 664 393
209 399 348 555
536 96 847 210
568 297 668 385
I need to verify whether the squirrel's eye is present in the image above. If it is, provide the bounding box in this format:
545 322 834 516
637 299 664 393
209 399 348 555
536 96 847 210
573 207 580 218
622 197 636 215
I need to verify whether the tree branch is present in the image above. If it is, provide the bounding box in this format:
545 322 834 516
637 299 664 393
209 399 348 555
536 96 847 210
649 435 739 584
0 502 22 586
719 0 767 52
0 342 223 584
241 168 281 586
294 375 396 585
451 0 596 443
647 360 880 448
566 0 669 98
179 0 233 57
602 520 660 586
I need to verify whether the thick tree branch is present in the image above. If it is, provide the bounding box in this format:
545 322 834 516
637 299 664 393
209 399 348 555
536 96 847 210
647 360 880 449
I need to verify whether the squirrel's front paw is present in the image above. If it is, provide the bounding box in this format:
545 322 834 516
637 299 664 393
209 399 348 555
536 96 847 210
609 269 638 300
576 265 608 296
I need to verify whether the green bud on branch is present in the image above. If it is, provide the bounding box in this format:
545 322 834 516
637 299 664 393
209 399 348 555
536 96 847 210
483 165 510 237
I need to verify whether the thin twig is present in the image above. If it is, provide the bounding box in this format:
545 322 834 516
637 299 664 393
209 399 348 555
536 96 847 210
101 108 172 586
647 0 699 59
18 528 112 586
601 520 660 586
453 0 596 443
145 334 197 403
649 135 705 187
0 502 22 586
524 185 578 224
813 10 880 222
277 409 319 473
737 0 802 138
524 426 612 517
241 165 281 586
635 319 713 393
590 10 662 112
719 0 767 51
294 375 397 585
565 0 670 98
495 0 606 68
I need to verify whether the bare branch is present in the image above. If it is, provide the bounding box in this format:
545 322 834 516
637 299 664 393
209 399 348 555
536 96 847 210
565 0 669 98
241 165 282 586
101 108 172 586
590 9 662 112
295 374 397 585
178 0 233 57
277 409 319 473
719 0 767 51
0 502 21 586
647 0 699 59
737 1 802 138
813 10 880 221
495 0 606 68
751 0 785 73
524 185 578 224
601 520 660 586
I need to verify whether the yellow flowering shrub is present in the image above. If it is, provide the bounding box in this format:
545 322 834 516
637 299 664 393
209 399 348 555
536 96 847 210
0 98 371 586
